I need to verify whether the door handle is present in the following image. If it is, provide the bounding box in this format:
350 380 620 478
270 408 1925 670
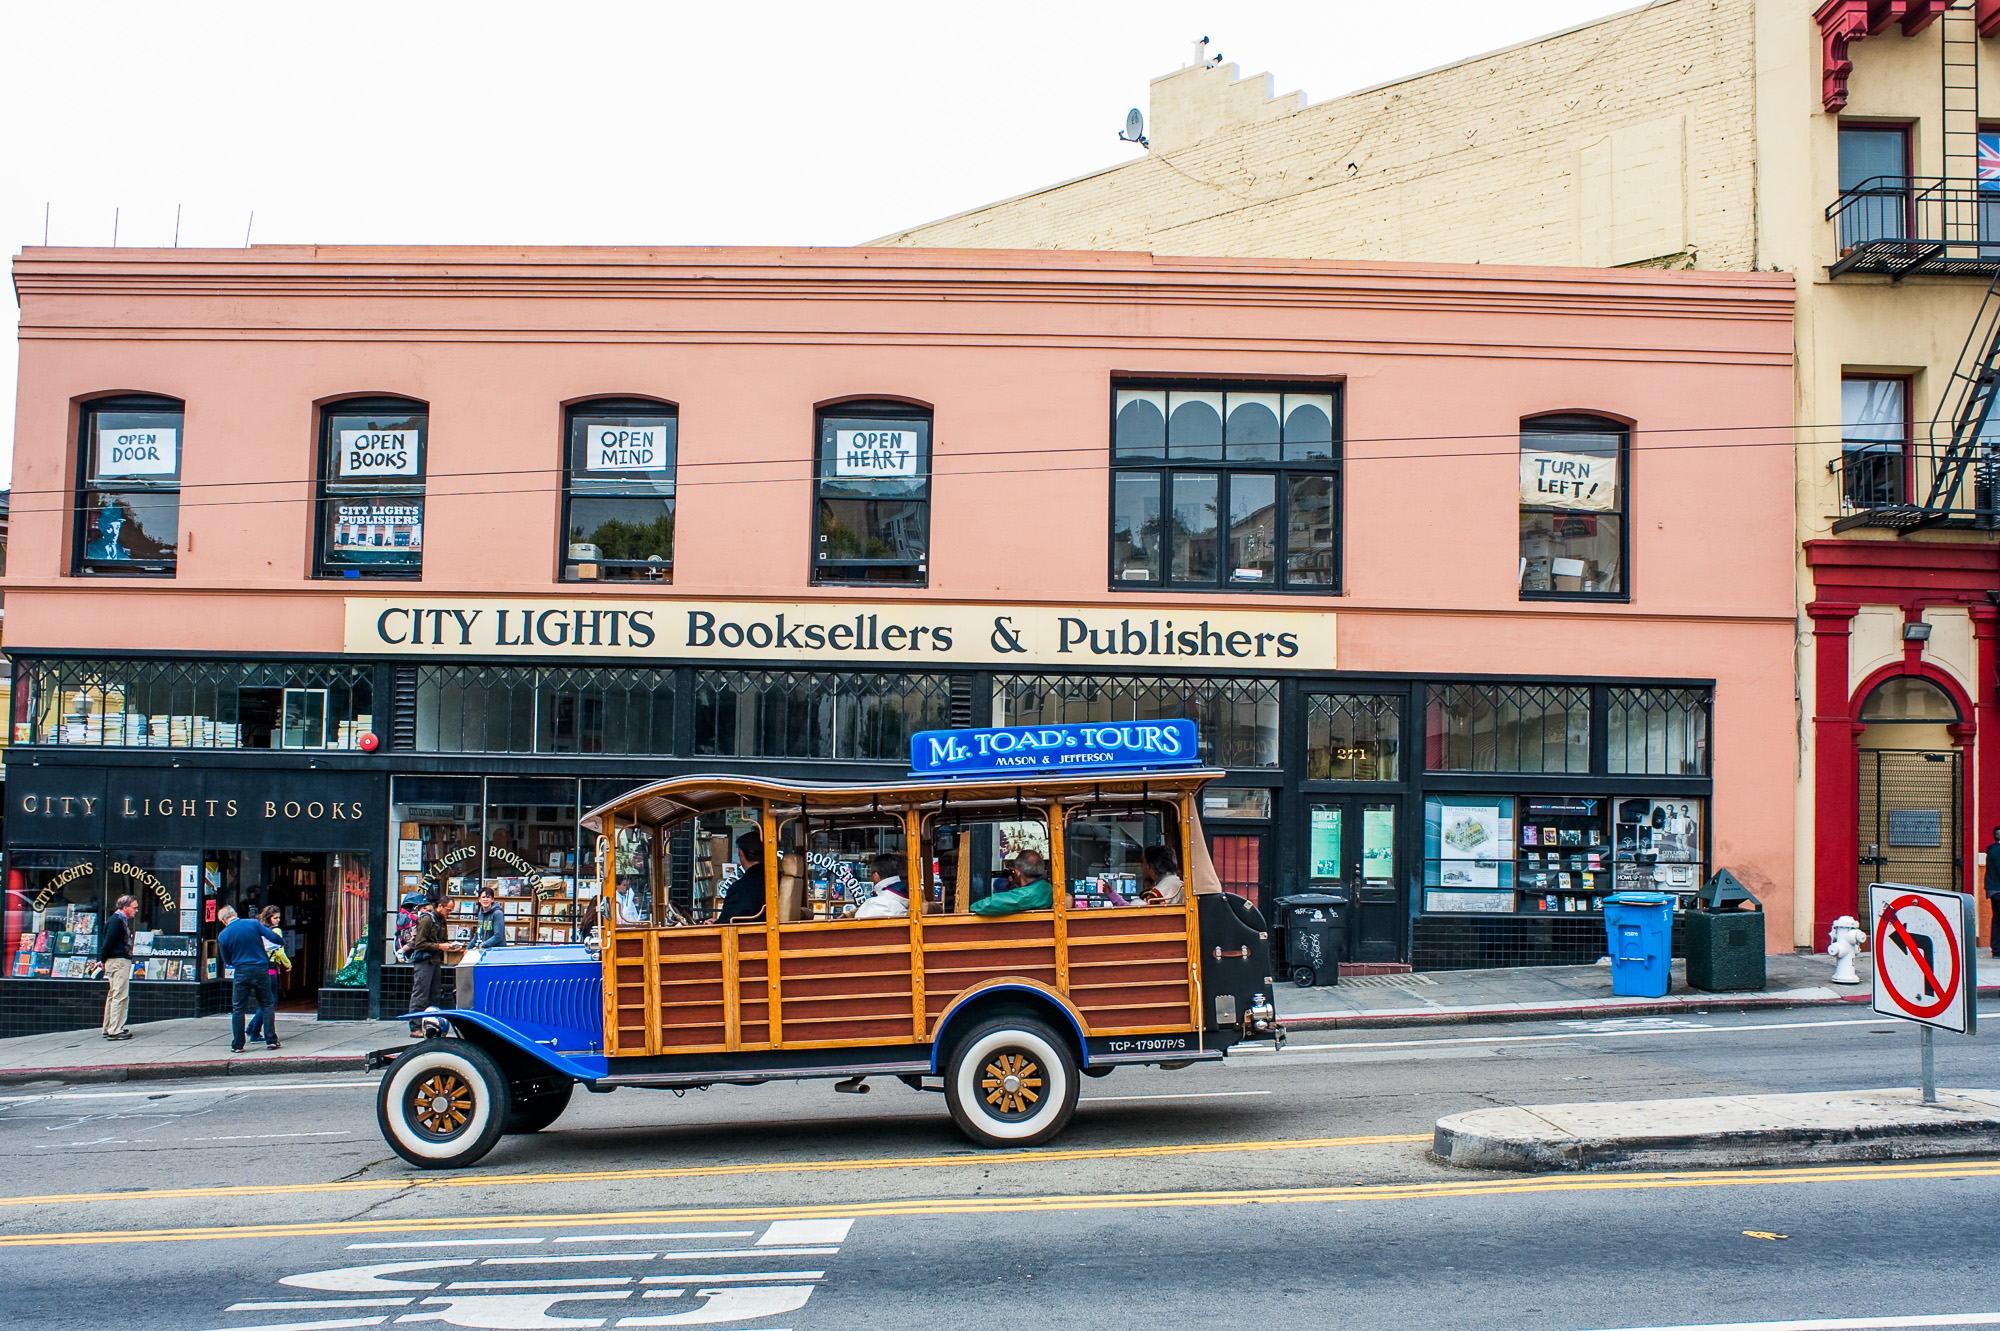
1212 946 1250 961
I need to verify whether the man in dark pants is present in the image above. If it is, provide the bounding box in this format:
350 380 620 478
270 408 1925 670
218 909 284 1053
1985 825 2000 958
406 896 452 1035
715 832 767 925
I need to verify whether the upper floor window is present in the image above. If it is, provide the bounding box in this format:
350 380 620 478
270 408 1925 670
1110 383 1340 592
75 395 182 577
1519 414 1627 600
317 398 426 579
1840 375 1910 511
1837 123 1911 244
563 400 676 581
813 401 930 585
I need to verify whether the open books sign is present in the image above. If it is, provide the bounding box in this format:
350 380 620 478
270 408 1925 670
910 719 1202 777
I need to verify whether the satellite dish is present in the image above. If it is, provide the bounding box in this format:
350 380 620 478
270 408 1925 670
1119 107 1148 148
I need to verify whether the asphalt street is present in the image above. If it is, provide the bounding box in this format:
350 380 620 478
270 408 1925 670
1 1003 1995 1330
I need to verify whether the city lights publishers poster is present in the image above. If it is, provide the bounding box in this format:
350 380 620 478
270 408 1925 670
1440 804 1501 887
333 502 423 563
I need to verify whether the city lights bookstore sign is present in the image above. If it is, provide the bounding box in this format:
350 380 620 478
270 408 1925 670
344 598 1335 670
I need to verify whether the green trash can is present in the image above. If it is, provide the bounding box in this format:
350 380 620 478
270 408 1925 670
1685 869 1765 992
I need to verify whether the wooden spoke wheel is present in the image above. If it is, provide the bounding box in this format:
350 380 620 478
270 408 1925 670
946 1014 1079 1148
377 1038 508 1169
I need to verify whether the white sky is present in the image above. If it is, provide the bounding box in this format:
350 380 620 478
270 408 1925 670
1 0 1639 480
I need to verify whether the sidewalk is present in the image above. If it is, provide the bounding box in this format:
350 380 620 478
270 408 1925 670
1282 951 2000 1030
0 1013 414 1085
0 951 1991 1086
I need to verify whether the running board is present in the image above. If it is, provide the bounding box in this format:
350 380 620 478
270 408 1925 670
592 1059 933 1089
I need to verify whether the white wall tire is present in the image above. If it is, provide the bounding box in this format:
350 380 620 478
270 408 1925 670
944 1016 1079 1147
377 1039 507 1169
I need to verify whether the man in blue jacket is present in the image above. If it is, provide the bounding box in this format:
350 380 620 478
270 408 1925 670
220 908 286 1053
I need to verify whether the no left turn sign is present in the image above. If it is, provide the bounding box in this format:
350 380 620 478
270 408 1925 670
1869 882 1978 1035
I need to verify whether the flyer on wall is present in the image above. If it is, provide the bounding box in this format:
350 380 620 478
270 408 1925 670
1439 804 1501 887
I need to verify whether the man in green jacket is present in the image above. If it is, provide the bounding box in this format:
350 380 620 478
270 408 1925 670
972 848 1054 915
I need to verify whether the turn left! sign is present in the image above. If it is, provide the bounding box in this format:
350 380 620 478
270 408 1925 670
1869 882 1979 1035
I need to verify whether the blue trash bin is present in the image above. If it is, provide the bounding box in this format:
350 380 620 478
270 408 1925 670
1602 892 1674 998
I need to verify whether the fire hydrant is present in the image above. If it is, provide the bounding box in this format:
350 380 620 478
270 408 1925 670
1827 915 1866 985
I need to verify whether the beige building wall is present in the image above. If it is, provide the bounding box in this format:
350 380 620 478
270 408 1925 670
879 0 2000 950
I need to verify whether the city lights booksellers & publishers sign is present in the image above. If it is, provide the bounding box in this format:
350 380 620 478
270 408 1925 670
344 598 1335 670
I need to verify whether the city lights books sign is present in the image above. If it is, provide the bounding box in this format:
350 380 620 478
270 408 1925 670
344 598 1336 670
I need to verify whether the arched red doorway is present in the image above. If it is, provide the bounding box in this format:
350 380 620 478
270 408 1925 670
1842 664 1976 929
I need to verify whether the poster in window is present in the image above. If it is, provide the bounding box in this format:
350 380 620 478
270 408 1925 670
1309 807 1341 880
832 427 921 478
332 502 423 562
1520 450 1617 511
1439 803 1500 887
337 429 421 479
96 425 179 478
586 424 671 472
1361 808 1395 882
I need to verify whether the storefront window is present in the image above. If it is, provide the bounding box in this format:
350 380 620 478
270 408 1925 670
693 670 951 760
1519 414 1627 599
75 396 182 577
814 402 929 585
1424 683 1589 774
16 658 374 749
994 674 1280 768
1111 384 1340 591
925 813 1049 914
1840 377 1910 511
413 665 674 755
4 853 105 978
317 398 427 579
1306 693 1402 780
564 400 676 581
1607 687 1711 775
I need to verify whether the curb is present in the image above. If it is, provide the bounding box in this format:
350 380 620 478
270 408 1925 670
1433 1090 2000 1172
1282 981 2000 1032
0 1054 371 1086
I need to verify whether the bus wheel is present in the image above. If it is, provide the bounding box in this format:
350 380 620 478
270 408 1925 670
505 1081 575 1134
945 1016 1078 1148
378 1039 508 1169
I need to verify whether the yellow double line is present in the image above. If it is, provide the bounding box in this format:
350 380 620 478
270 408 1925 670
0 1132 1429 1209
1 1158 1996 1249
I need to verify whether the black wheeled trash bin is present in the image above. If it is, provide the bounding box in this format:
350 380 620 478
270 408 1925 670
1685 869 1765 992
1272 893 1345 988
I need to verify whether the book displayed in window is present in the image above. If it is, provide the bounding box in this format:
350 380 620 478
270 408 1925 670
317 401 427 578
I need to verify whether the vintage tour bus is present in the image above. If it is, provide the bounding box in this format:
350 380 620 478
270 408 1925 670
371 719 1284 1167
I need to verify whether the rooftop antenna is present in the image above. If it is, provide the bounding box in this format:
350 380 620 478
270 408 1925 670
43 202 49 246
244 210 255 247
1119 107 1148 149
112 207 119 246
173 204 181 248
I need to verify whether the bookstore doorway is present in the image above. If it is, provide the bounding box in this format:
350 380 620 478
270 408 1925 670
212 850 370 1008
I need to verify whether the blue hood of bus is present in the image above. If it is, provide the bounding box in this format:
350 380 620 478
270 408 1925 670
462 945 605 1056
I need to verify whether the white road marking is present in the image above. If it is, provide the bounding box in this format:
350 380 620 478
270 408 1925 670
445 1278 633 1290
480 1253 655 1265
554 1233 753 1243
1082 1090 1274 1103
352 1239 546 1250
1572 1315 2000 1331
757 1219 853 1246
1247 1016 1891 1055
229 1300 416 1311
197 1318 388 1331
618 1285 817 1325
283 1259 476 1292
657 1248 840 1260
640 1273 824 1285
191 1130 353 1141
0 1081 376 1104
402 1291 630 1326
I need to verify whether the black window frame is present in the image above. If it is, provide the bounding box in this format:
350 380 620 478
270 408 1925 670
560 397 678 583
73 393 185 578
1518 412 1631 603
811 399 932 587
1107 379 1343 595
314 395 429 581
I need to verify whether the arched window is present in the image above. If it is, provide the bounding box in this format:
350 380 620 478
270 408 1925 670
316 397 427 579
1859 675 1960 723
1110 382 1341 591
75 394 183 576
563 398 677 581
1519 413 1628 600
813 400 930 586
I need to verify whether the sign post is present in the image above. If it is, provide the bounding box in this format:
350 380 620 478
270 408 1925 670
1867 881 1979 1104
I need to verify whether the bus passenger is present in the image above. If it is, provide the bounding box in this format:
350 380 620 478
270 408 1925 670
1104 844 1184 906
972 849 1054 915
854 854 910 919
715 832 768 925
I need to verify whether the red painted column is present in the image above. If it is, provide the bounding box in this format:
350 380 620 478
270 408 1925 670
1973 605 1999 948
1808 602 1860 947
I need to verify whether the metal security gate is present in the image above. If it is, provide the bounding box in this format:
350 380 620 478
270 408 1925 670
1857 750 1963 911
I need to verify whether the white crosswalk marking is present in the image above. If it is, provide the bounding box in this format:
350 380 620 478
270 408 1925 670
756 1219 853 1246
285 1261 478 1292
617 1286 817 1326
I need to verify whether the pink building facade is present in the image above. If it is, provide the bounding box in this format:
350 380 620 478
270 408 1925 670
1 246 1795 1029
